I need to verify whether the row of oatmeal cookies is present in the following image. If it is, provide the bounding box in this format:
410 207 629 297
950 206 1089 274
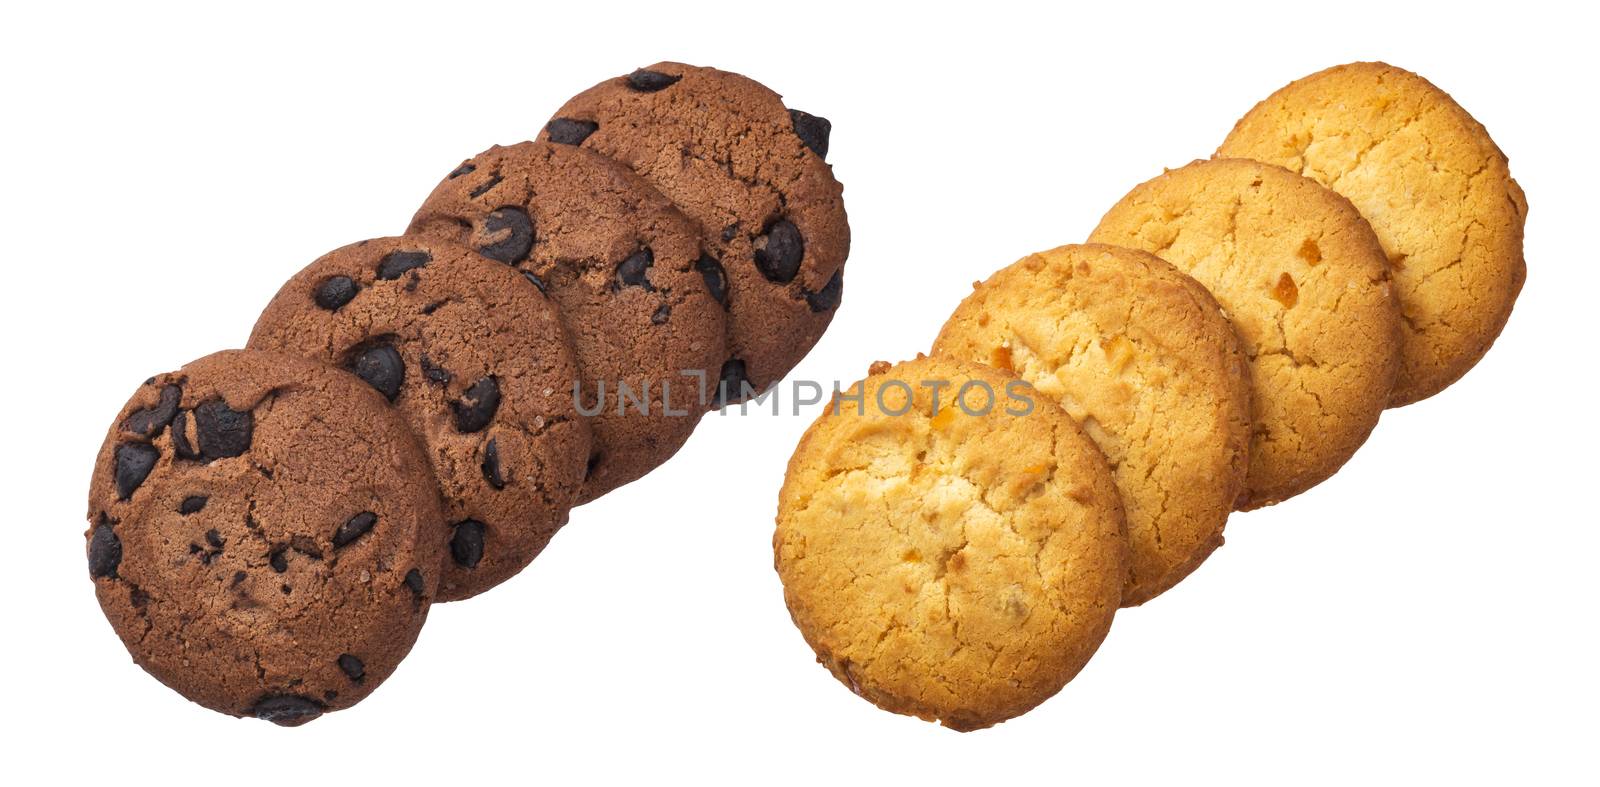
775 62 1524 730
85 63 849 725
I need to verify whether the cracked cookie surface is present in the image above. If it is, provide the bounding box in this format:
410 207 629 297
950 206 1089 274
249 236 592 600
775 356 1126 731
1090 159 1400 508
541 62 850 398
410 141 726 502
935 244 1250 605
85 350 445 725
1218 61 1526 406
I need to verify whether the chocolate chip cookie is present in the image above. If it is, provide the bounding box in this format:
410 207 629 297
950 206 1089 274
248 236 592 600
86 350 445 725
540 62 850 399
409 141 726 502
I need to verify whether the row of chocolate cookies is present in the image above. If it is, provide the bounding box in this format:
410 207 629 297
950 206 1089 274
85 62 848 725
774 62 1522 730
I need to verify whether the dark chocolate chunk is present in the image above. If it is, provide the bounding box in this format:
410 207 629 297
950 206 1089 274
269 546 289 573
651 304 670 325
626 68 681 92
789 109 832 159
546 118 599 145
178 495 208 515
721 223 738 242
205 529 224 549
171 411 199 460
332 511 377 548
447 162 476 179
450 520 486 568
88 522 122 578
469 172 504 199
404 568 425 599
194 400 254 460
694 254 729 306
251 695 324 726
585 452 602 480
451 377 501 433
314 275 359 311
337 654 365 682
420 354 452 385
121 384 182 437
805 269 843 313
754 219 804 283
615 249 655 290
113 443 159 500
348 344 405 402
477 207 534 264
714 359 751 407
481 438 506 490
521 270 546 293
376 250 431 280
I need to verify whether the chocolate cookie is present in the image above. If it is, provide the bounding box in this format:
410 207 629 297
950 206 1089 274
248 236 592 600
85 350 445 725
409 142 726 503
540 62 850 398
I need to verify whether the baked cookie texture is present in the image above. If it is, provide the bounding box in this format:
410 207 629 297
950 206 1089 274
85 350 445 725
934 244 1251 605
541 62 849 399
1217 61 1526 406
248 236 592 601
1089 159 1400 509
409 141 727 503
775 356 1127 731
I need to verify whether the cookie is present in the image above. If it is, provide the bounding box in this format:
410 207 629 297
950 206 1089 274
1217 62 1527 406
1089 159 1400 508
85 350 444 725
541 62 850 398
249 236 592 601
933 244 1251 605
775 356 1127 730
410 141 726 503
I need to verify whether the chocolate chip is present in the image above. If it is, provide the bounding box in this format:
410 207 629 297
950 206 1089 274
194 400 254 459
420 354 452 385
477 207 534 264
585 452 602 480
129 585 150 607
404 568 425 599
122 384 181 437
251 695 323 727
451 377 501 433
376 250 431 280
721 223 739 242
521 270 547 293
626 68 680 92
469 172 504 199
113 443 159 500
88 522 122 578
651 304 670 324
447 162 476 179
348 344 405 402
714 359 751 406
337 654 365 682
754 219 804 283
269 547 289 573
178 495 208 515
805 269 843 313
205 529 224 549
450 520 485 568
615 249 655 290
789 109 832 159
171 411 199 460
333 511 377 548
314 275 359 310
695 254 729 306
482 438 506 490
546 118 598 145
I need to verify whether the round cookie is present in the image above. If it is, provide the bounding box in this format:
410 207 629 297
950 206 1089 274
1090 159 1401 508
1218 62 1527 406
540 62 850 399
409 141 726 503
249 236 592 601
85 350 445 725
775 356 1127 731
934 244 1251 605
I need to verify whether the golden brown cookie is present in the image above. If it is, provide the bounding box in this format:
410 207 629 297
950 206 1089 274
1217 61 1526 406
86 350 445 725
775 356 1126 731
934 244 1250 605
1089 159 1400 508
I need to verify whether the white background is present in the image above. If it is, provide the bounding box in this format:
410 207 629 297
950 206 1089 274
2 1 1594 784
